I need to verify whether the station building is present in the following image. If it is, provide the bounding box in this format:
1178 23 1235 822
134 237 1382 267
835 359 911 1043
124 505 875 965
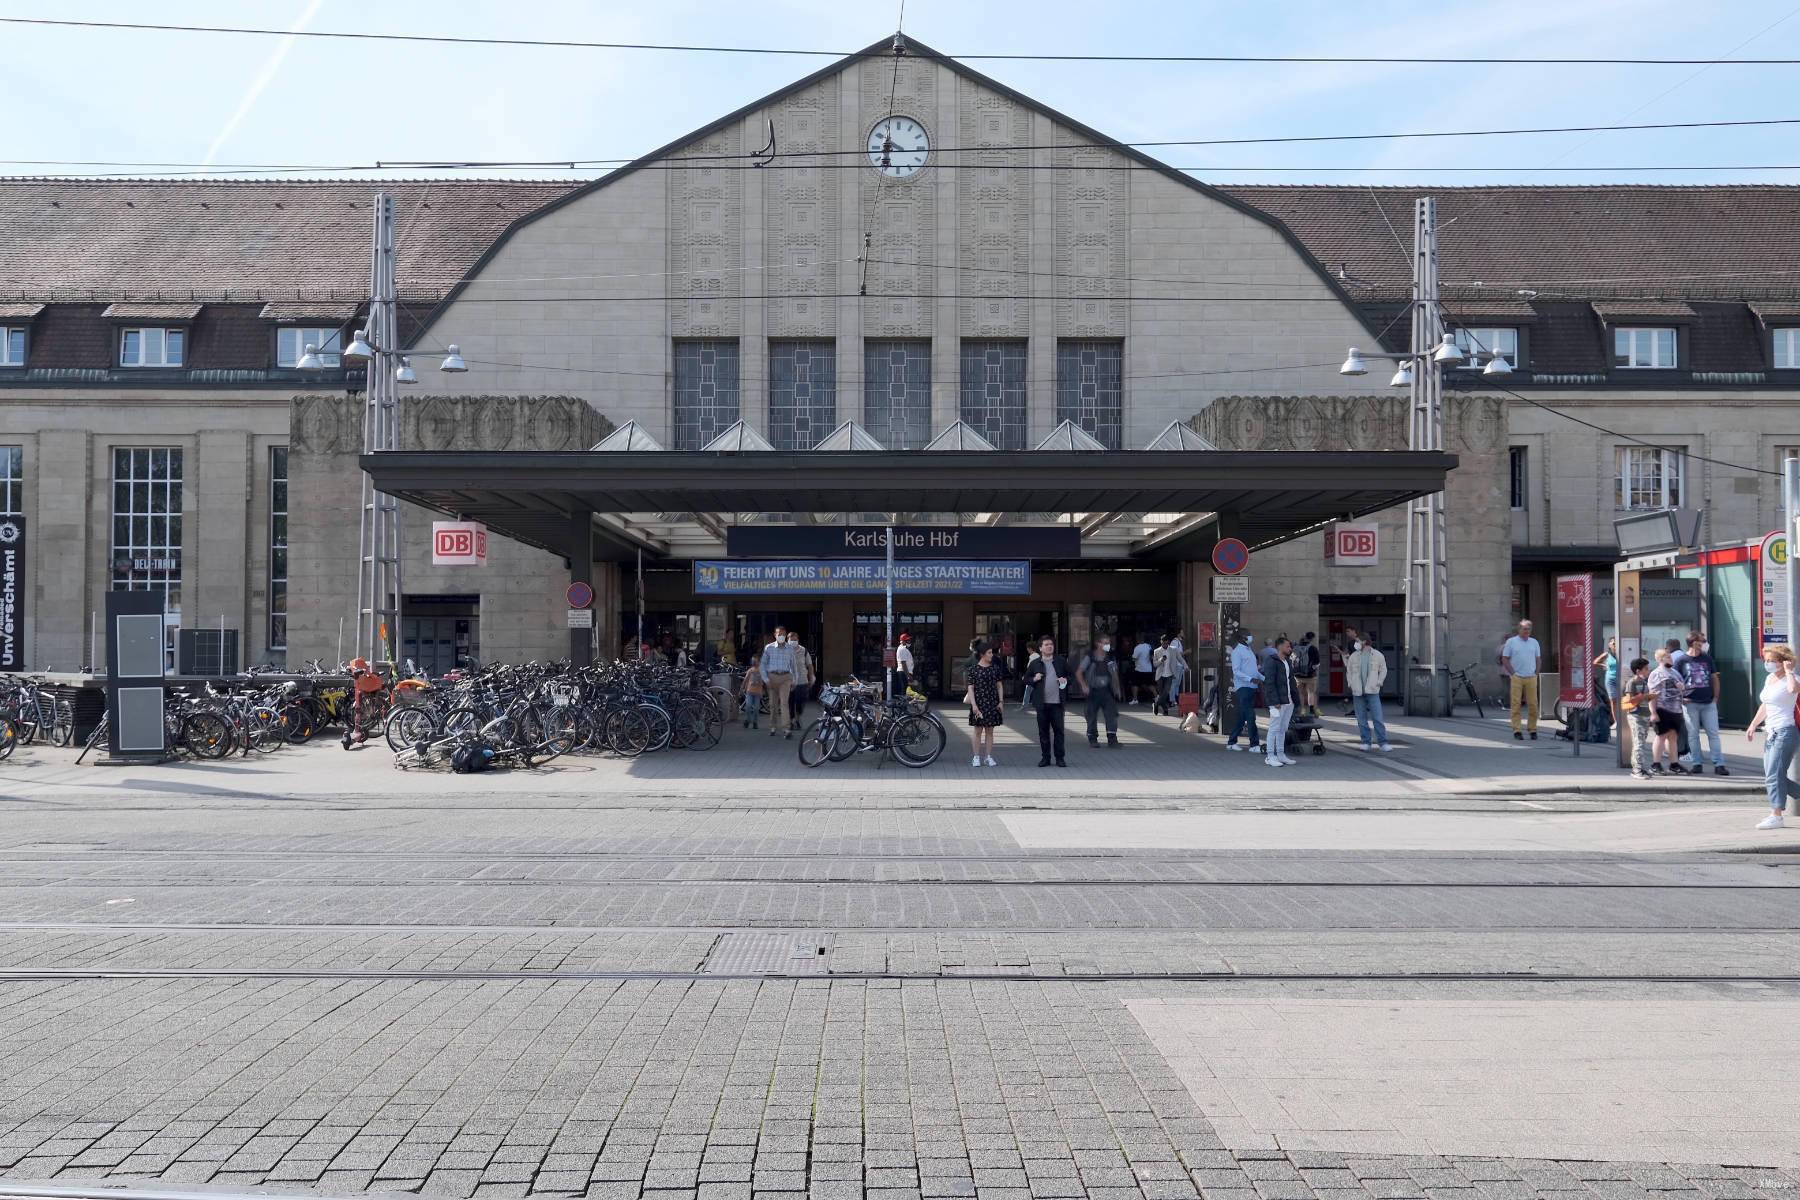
5 38 1800 698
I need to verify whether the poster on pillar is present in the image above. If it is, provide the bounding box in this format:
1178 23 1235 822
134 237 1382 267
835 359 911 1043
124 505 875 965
1556 573 1594 707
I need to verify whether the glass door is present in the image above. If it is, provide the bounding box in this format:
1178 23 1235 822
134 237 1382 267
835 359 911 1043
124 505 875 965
855 610 943 695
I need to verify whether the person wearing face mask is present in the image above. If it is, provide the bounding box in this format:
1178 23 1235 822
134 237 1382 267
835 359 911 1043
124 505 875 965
1344 633 1392 752
1674 631 1727 776
1262 637 1299 768
759 625 797 740
1225 631 1263 753
1746 644 1800 828
1079 641 1123 748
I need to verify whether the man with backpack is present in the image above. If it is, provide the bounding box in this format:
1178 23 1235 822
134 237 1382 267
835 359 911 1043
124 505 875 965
1078 641 1123 748
1293 631 1322 717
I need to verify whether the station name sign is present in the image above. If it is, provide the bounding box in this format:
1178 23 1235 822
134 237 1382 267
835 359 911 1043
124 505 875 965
694 559 1032 596
725 525 1079 560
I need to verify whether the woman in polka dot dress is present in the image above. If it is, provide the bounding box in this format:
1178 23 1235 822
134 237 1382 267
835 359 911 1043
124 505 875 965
966 640 1006 768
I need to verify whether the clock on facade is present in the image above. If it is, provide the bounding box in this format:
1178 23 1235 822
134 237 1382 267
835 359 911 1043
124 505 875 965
866 116 930 178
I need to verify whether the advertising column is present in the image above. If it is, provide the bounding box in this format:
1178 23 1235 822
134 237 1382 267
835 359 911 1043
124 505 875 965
1556 574 1594 754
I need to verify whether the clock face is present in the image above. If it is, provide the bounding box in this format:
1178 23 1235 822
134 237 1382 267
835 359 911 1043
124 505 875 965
867 116 929 178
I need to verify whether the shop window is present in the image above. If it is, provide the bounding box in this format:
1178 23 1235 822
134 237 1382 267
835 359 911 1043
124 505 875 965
1055 340 1123 449
960 341 1027 450
672 340 740 450
768 340 836 450
864 340 931 449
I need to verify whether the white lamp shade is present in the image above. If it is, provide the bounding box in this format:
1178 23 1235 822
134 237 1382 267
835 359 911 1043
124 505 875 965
1338 348 1369 376
294 343 325 371
1432 332 1465 364
1389 363 1414 388
342 328 375 363
394 356 418 384
439 344 468 373
1482 354 1514 376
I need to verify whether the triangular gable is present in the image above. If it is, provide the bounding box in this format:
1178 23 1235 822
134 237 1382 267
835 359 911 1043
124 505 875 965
701 421 776 452
812 420 887 451
591 420 665 452
409 36 1386 349
1034 420 1109 452
1143 421 1219 451
923 421 997 452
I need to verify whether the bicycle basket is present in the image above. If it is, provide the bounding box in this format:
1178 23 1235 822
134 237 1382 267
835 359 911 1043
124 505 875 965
353 673 386 695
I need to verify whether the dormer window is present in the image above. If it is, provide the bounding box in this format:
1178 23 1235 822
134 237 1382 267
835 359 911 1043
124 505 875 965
277 326 342 368
1613 327 1677 369
1452 327 1519 369
0 328 22 367
1775 328 1800 369
119 327 185 368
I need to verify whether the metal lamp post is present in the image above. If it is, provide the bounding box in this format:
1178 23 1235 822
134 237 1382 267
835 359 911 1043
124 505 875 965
298 191 467 666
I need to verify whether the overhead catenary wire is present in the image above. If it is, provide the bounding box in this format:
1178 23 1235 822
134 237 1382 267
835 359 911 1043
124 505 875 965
12 16 1800 65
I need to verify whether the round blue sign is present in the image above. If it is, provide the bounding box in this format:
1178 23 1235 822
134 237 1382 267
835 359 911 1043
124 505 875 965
1211 537 1250 576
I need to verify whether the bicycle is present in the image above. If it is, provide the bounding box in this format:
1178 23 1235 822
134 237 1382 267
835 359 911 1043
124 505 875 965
1447 663 1485 719
798 679 945 769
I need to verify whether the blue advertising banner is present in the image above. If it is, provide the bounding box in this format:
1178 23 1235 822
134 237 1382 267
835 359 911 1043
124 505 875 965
693 559 1031 596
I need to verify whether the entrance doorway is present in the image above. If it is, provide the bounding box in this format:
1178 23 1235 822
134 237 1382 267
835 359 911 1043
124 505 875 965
855 610 943 695
401 594 479 677
734 609 824 669
975 609 1061 697
1320 594 1402 699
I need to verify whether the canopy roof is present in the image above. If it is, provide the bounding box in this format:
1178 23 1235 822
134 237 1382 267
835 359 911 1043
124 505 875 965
363 447 1454 564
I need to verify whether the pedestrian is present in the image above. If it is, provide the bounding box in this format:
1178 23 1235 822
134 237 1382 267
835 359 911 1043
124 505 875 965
1263 637 1299 768
1130 632 1155 706
760 624 797 740
895 632 915 697
788 636 814 725
1594 637 1620 729
1664 637 1693 761
1647 647 1686 774
742 654 765 730
1293 632 1321 716
1151 635 1172 715
1502 619 1542 741
1674 632 1727 777
1621 656 1654 780
1079 641 1123 748
1747 643 1800 828
965 639 1005 768
1345 633 1394 752
1225 631 1263 753
1023 635 1073 768
1165 632 1189 711
1020 645 1042 713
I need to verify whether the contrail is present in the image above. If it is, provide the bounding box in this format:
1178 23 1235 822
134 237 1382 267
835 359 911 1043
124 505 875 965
202 0 325 167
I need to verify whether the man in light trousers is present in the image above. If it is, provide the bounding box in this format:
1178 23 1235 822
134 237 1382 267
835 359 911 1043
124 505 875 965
1344 631 1393 752
1675 630 1728 776
760 625 797 739
1502 619 1542 740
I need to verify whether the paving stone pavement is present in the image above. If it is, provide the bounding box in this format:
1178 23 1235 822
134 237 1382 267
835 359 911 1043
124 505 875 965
3 770 1799 1198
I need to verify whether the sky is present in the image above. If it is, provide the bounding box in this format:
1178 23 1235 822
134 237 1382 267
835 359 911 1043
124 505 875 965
1 0 1799 186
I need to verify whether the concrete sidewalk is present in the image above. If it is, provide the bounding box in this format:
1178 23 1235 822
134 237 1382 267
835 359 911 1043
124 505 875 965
0 704 1769 804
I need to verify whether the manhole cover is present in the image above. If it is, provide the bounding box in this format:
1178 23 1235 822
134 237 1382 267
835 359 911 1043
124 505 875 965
703 932 831 975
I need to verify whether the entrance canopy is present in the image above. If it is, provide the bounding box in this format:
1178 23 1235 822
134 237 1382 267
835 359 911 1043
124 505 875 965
362 448 1455 563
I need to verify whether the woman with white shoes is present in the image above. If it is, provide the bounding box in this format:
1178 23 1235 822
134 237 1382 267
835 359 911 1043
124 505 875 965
1262 637 1300 768
1747 643 1800 829
966 639 1006 768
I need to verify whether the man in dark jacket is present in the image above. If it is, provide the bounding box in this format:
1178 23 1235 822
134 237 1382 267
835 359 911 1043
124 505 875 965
1024 635 1074 768
1078 641 1123 748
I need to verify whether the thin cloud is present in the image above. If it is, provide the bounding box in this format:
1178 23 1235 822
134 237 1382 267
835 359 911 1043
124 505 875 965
202 0 326 167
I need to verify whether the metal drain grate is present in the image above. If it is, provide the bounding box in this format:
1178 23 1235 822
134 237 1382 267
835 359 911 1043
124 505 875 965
702 932 831 975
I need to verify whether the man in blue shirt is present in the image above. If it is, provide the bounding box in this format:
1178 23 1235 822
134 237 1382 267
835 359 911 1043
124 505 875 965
1674 630 1728 776
1225 632 1263 753
1502 620 1542 741
759 625 798 740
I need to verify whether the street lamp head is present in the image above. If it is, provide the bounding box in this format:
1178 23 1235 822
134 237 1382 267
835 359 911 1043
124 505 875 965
1388 362 1414 388
294 342 325 371
343 328 375 363
1481 353 1514 376
1432 332 1465 364
1338 348 1369 376
439 344 468 373
394 355 418 384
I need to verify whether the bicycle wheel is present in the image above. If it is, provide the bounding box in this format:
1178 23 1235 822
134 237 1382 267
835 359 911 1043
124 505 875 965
49 701 73 748
828 715 861 762
441 706 484 737
1467 684 1485 720
796 718 841 768
385 705 438 753
537 708 580 761
250 706 289 753
889 713 946 768
637 704 672 753
0 719 15 761
604 707 650 757
183 711 233 759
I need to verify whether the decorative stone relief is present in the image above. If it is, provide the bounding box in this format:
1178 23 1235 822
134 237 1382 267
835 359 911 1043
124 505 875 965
671 131 743 337
289 395 611 459
855 58 938 337
1055 143 1126 338
767 77 840 339
958 78 1030 338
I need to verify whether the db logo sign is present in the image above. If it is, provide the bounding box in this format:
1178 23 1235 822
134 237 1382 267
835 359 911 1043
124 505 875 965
1324 523 1379 566
431 521 488 566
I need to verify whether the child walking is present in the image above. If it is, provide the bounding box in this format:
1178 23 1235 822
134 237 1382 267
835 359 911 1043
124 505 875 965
742 654 765 730
1621 657 1654 780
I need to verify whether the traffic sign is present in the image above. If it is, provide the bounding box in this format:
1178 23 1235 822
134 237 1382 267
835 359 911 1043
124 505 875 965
1211 537 1250 576
565 581 594 609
